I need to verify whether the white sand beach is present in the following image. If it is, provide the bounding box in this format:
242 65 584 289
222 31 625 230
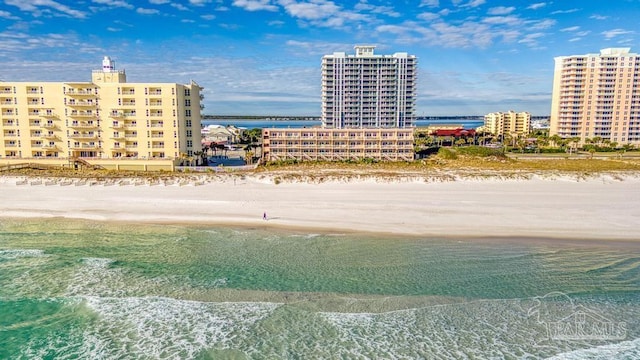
1 174 639 240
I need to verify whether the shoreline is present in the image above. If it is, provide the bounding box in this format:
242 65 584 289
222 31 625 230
2 173 639 241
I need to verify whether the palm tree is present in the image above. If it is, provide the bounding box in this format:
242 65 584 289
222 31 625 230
549 134 562 148
193 150 206 166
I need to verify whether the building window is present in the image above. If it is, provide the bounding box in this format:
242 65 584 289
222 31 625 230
184 89 191 96
185 109 191 117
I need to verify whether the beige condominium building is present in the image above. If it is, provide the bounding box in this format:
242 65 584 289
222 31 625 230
0 56 202 170
550 47 640 145
483 111 531 138
262 46 416 162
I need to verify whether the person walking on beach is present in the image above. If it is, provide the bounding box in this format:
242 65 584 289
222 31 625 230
263 212 267 221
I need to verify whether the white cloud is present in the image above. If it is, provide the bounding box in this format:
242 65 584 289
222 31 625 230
149 0 170 3
278 0 340 20
461 0 485 8
526 3 546 10
171 3 189 10
189 0 212 5
518 32 544 46
181 19 195 23
136 7 160 15
529 19 555 30
487 6 515 15
232 0 278 12
268 20 285 26
551 8 579 15
417 12 439 21
0 10 20 20
590 14 608 20
419 0 439 7
92 0 134 9
355 1 400 17
482 16 520 26
5 0 87 18
201 14 216 20
106 27 121 31
560 26 579 32
601 29 633 39
274 0 369 28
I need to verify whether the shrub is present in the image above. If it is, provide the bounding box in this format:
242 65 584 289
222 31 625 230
437 147 458 159
456 146 505 157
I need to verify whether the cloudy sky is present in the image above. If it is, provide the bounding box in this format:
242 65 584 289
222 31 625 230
0 0 637 116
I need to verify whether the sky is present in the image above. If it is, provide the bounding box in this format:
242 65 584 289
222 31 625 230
0 1 638 116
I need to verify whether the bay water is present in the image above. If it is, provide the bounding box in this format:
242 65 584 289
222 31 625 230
1 219 638 359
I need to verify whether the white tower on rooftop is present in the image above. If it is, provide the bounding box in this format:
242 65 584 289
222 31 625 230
102 56 116 72
93 56 126 83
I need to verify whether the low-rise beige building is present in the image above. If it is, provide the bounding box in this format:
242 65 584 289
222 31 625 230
483 111 531 137
262 128 414 162
0 56 202 170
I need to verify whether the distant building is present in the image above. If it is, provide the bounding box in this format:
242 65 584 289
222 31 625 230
202 124 242 145
321 45 417 129
0 56 202 170
550 48 640 145
262 128 414 162
483 111 531 137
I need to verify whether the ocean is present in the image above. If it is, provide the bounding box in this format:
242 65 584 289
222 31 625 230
1 219 638 359
202 118 485 129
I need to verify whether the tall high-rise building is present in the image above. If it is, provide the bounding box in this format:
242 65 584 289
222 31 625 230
483 111 531 137
321 45 417 129
550 48 640 145
0 56 202 170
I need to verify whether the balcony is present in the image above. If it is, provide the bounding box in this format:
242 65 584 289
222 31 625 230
65 89 94 96
149 101 162 106
0 89 13 94
68 101 96 107
69 111 95 118
41 112 59 118
69 133 99 140
41 123 58 129
70 144 101 150
69 122 98 129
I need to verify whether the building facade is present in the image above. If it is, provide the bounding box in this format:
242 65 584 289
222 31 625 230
483 111 531 137
262 128 414 162
0 56 202 169
321 45 417 129
550 48 640 145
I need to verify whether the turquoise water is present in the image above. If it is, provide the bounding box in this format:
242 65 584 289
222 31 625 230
1 219 638 359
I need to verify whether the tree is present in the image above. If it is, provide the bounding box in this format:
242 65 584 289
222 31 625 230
193 151 204 166
549 134 562 148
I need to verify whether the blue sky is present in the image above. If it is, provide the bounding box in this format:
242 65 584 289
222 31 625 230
0 0 638 116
